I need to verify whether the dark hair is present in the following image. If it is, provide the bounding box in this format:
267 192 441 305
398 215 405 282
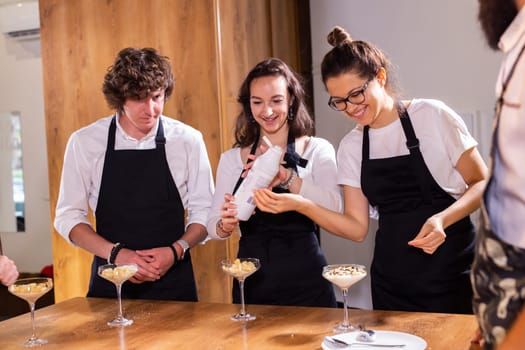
234 58 314 148
478 0 517 50
321 26 395 92
102 47 174 112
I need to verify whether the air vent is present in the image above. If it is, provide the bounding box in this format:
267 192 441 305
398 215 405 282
0 1 40 40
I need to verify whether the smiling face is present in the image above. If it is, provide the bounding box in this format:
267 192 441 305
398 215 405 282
249 75 290 138
325 70 388 128
119 88 165 139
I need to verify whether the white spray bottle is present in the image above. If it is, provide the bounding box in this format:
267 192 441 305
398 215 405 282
234 136 283 221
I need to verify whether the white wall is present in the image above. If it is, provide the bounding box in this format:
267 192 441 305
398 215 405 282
310 0 501 309
0 114 17 232
0 31 52 273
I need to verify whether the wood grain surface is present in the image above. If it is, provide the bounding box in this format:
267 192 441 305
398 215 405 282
0 297 482 350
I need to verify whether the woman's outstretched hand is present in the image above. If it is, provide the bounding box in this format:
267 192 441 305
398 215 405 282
253 188 305 214
408 216 447 254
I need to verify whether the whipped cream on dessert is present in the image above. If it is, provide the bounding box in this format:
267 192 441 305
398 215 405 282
323 265 366 289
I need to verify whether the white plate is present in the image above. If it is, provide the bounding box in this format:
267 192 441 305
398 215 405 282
321 330 427 350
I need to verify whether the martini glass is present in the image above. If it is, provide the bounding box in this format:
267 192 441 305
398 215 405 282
322 264 367 333
8 277 53 347
221 258 260 321
97 264 138 326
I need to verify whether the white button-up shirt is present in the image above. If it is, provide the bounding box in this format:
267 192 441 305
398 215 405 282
54 115 214 244
486 6 525 248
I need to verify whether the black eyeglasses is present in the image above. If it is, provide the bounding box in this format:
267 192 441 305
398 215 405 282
328 77 374 111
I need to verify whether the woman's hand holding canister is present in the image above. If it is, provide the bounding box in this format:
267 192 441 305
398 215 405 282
217 193 238 238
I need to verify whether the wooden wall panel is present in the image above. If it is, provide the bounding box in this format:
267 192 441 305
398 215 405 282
215 0 272 150
41 0 306 304
270 0 299 68
41 0 227 303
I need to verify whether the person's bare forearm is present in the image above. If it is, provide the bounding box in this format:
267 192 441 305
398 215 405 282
180 223 207 247
69 223 114 260
436 179 486 229
170 223 208 259
297 198 368 241
253 186 369 241
438 147 488 229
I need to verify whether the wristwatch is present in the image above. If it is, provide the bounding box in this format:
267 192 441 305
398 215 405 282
175 239 190 260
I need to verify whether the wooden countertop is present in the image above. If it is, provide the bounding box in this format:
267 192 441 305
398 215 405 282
0 297 482 349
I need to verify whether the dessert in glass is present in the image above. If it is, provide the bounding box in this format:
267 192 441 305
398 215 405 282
8 277 53 347
322 264 367 333
97 264 138 326
221 258 260 321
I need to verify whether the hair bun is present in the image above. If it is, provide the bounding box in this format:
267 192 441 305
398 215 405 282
327 26 353 47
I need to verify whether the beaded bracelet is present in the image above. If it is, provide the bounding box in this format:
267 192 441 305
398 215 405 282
279 169 297 190
217 219 233 238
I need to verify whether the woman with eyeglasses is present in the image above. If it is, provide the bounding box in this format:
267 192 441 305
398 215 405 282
206 58 341 307
254 26 488 314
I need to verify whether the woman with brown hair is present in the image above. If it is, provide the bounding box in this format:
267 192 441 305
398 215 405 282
254 27 488 314
207 58 341 307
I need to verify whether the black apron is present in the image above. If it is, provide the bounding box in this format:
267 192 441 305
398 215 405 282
87 116 197 301
231 133 336 307
361 102 474 313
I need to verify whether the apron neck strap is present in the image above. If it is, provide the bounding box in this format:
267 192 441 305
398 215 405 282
233 129 260 194
283 131 308 170
363 102 432 204
155 117 166 145
110 115 165 148
397 101 420 153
